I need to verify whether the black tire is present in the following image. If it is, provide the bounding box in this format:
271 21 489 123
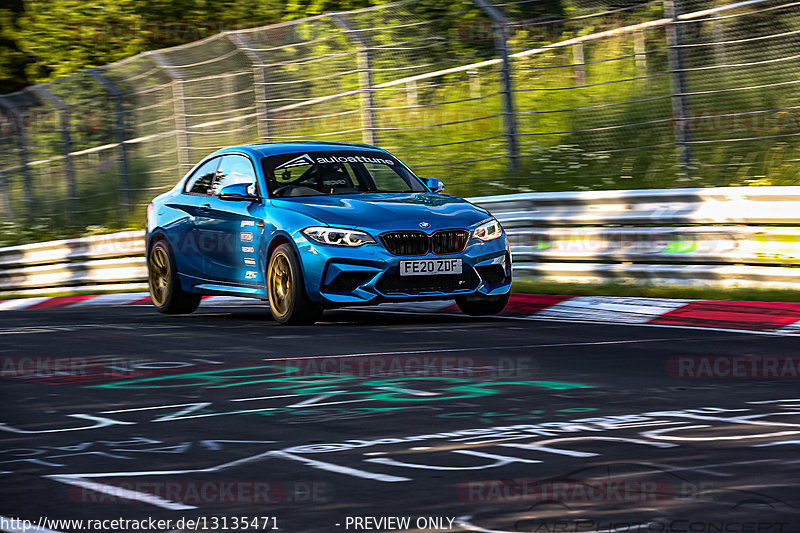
267 243 323 325
456 291 510 316
148 239 201 314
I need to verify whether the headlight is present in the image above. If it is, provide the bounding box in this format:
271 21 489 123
302 227 376 247
473 219 503 241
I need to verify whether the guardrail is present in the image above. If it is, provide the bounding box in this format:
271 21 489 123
2 186 800 297
0 231 147 295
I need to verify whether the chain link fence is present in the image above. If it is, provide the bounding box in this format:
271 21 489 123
0 0 798 238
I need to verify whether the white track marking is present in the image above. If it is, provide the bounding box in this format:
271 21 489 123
0 298 52 310
455 515 657 533
0 415 135 434
777 319 800 334
45 450 279 480
500 436 675 459
261 338 681 362
642 424 800 442
47 476 195 511
633 459 780 477
288 394 342 407
534 296 693 324
513 315 800 336
231 394 301 402
68 293 146 307
269 451 410 482
103 403 208 414
366 450 540 471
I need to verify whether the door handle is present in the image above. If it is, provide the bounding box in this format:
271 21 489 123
199 203 211 212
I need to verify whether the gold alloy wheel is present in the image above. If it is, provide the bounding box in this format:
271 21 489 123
268 252 293 317
148 246 170 307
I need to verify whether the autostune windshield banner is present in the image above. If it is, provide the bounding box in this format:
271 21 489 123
270 151 398 171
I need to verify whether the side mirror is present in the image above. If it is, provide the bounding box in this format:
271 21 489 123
219 183 258 201
419 177 444 193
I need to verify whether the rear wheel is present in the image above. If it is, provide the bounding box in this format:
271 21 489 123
456 291 510 316
148 239 201 314
267 244 323 325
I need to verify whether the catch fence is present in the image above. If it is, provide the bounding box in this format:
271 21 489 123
0 0 798 235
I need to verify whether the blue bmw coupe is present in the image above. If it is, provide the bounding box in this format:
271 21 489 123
146 141 511 324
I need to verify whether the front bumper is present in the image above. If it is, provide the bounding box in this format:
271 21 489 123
293 232 512 306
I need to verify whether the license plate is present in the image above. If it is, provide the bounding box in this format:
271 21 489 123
400 258 462 276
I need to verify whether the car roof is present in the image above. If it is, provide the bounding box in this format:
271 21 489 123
210 141 390 159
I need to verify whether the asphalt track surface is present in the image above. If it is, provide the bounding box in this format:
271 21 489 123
1 305 799 533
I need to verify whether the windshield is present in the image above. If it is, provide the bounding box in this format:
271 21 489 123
262 151 427 198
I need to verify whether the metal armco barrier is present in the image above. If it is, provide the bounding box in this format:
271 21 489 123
471 186 800 226
507 227 800 265
470 186 800 289
0 231 144 268
0 231 146 295
1 186 800 297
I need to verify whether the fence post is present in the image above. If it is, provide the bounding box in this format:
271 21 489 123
89 69 131 219
406 80 418 107
712 15 727 65
0 96 33 220
468 70 481 98
0 169 10 220
149 51 191 174
665 0 693 178
472 0 519 173
228 32 271 141
634 31 647 71
572 43 586 85
31 85 77 219
330 13 378 146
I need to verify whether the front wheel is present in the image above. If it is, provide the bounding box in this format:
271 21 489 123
267 244 323 325
148 239 201 314
456 291 510 316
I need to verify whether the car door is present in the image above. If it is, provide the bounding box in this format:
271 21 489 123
163 156 222 279
198 153 267 285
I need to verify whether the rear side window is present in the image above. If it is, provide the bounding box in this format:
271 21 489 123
185 157 221 195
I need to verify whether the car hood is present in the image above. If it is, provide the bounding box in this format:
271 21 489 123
271 193 490 232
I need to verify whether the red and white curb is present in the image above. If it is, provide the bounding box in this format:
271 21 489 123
1 292 800 335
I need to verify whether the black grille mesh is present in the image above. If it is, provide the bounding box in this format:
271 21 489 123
381 230 469 256
376 266 479 295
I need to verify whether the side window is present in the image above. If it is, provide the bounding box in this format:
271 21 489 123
216 154 258 196
185 158 221 195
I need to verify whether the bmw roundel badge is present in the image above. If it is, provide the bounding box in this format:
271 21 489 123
419 221 431 228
